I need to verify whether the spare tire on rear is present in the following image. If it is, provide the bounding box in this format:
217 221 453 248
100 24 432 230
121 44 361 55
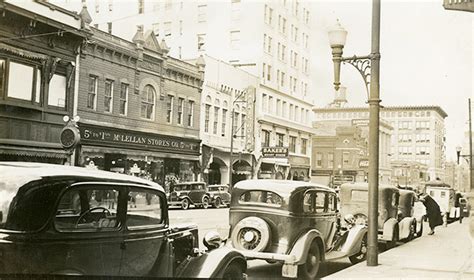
231 216 271 252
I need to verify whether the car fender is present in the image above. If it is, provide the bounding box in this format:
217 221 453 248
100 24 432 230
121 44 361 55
179 195 193 203
398 217 415 240
340 225 367 256
176 246 246 278
288 229 325 264
382 218 398 241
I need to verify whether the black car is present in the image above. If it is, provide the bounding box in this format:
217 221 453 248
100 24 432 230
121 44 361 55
0 162 246 278
207 184 231 208
168 182 209 210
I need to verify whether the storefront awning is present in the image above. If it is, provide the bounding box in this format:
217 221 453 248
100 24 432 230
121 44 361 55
82 145 200 162
261 158 290 167
0 145 70 159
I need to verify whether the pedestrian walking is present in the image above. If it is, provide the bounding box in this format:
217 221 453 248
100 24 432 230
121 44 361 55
418 194 443 235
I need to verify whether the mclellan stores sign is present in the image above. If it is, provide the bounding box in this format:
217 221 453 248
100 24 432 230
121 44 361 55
79 124 200 155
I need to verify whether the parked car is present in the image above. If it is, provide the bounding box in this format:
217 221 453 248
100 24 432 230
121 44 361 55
339 182 403 248
228 180 367 279
0 162 246 278
207 184 231 208
398 189 422 240
168 182 209 210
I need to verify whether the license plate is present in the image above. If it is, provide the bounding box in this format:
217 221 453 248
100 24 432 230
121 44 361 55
282 263 298 278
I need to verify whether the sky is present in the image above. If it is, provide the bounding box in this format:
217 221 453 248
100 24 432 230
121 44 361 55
308 0 472 161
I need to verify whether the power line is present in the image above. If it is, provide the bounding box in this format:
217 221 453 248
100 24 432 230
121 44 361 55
0 30 71 42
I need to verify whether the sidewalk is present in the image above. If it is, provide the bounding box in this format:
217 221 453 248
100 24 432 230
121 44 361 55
324 221 473 279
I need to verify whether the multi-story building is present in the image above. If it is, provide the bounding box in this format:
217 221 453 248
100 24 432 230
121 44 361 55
390 161 429 191
313 105 448 180
312 118 393 185
56 0 315 181
75 26 203 191
311 126 369 187
194 55 258 185
0 1 89 163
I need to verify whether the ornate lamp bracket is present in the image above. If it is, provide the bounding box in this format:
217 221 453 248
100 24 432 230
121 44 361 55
342 55 371 99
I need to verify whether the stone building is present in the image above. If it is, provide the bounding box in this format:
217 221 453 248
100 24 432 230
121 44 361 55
0 1 89 163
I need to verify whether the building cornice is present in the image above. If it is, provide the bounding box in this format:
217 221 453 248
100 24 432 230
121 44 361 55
313 105 448 118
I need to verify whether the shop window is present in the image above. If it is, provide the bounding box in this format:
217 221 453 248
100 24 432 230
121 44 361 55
177 97 184 125
141 85 155 120
187 100 194 127
7 61 35 101
87 75 98 110
48 74 67 108
104 79 114 113
119 83 128 115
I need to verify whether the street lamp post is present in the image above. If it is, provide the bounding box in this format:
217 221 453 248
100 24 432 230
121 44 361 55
328 0 381 266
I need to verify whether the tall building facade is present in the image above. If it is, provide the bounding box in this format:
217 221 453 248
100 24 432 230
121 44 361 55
55 0 315 181
195 55 258 185
313 106 448 180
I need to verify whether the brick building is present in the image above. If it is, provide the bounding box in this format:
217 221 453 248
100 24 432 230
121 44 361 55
75 26 203 189
0 1 89 163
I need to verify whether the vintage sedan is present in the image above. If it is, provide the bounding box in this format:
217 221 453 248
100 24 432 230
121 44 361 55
228 180 367 279
207 184 231 208
0 162 246 278
340 182 407 248
398 189 422 240
168 181 209 210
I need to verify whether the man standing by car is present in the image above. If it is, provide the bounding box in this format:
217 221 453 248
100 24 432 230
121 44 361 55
419 194 444 235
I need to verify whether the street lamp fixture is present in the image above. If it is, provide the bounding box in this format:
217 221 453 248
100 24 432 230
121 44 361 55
328 0 381 267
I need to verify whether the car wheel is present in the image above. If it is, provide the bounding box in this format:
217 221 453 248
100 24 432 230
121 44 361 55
202 196 209 209
349 233 367 264
386 224 399 249
222 262 245 279
181 198 190 210
231 216 271 252
214 197 222 208
298 240 321 280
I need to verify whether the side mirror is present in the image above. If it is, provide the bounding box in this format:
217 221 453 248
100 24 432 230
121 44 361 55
203 231 223 251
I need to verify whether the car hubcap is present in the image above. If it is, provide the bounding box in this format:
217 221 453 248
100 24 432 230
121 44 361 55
239 228 261 250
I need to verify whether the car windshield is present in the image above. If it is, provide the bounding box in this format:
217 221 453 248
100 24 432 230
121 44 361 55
1 179 64 231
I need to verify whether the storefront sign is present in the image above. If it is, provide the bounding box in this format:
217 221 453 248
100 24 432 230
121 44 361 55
79 124 200 155
289 155 310 166
262 147 288 158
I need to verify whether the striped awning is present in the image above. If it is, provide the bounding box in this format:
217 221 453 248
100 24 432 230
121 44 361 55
0 145 70 159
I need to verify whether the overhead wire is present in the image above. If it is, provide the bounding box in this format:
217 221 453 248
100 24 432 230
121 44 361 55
0 30 71 42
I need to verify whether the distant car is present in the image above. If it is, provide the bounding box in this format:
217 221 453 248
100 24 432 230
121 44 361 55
207 184 231 208
424 181 459 223
228 180 367 279
168 182 209 210
0 162 246 278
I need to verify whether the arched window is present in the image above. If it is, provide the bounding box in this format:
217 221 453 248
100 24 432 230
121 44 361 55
141 85 155 119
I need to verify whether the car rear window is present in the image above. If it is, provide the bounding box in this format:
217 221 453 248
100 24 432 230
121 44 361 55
351 190 368 202
239 191 282 207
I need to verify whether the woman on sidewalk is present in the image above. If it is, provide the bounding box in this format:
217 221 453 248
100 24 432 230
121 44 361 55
418 194 443 235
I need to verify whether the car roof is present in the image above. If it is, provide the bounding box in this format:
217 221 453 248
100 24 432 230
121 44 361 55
340 182 398 191
233 180 334 197
0 162 164 192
